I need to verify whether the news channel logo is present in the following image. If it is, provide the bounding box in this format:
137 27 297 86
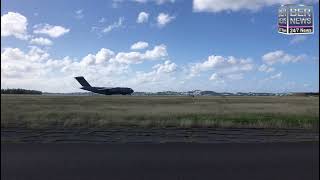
278 4 313 35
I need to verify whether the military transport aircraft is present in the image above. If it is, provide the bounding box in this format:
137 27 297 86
75 76 134 95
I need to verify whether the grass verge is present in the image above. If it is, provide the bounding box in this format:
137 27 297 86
1 95 319 129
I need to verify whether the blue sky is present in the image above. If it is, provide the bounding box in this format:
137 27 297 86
1 0 319 93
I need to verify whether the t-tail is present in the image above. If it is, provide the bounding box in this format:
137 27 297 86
75 76 91 87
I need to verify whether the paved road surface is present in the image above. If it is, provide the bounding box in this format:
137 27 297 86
1 142 319 180
2 127 318 143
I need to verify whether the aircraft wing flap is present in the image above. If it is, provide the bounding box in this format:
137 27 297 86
96 88 110 90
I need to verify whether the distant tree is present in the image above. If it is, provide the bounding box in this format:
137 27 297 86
1 88 42 95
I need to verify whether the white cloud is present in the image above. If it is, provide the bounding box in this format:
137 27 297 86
189 55 254 79
290 35 307 45
262 50 306 65
209 72 244 82
269 72 282 79
153 60 177 73
95 48 115 64
133 0 175 4
142 44 168 59
131 41 149 50
1 42 316 92
226 73 244 80
258 64 275 73
155 0 175 4
2 48 26 62
1 43 173 92
75 9 84 19
1 46 129 92
132 60 177 84
1 12 28 40
80 48 115 66
111 44 167 64
132 71 157 84
209 73 227 84
99 17 106 23
1 47 50 79
192 0 311 13
157 13 175 27
209 73 219 81
137 12 149 23
133 0 148 3
33 24 70 38
102 17 124 33
29 37 53 46
79 54 95 66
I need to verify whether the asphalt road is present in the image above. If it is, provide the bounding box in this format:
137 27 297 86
1 142 319 180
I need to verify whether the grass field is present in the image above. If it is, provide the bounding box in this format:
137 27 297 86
1 95 319 129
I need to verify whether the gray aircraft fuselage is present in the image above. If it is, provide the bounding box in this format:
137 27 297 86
75 76 134 95
81 86 134 95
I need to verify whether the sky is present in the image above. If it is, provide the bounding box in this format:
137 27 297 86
1 0 319 93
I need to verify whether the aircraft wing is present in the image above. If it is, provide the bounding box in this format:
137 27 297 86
96 87 111 90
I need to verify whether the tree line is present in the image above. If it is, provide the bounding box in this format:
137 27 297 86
1 88 42 95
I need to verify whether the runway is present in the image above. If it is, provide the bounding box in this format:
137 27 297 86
1 142 318 180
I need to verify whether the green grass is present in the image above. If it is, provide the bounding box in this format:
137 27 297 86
1 95 319 129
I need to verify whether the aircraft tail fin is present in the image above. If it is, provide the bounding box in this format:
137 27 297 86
75 76 91 87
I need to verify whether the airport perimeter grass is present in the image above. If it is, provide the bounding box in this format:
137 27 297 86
1 95 319 129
